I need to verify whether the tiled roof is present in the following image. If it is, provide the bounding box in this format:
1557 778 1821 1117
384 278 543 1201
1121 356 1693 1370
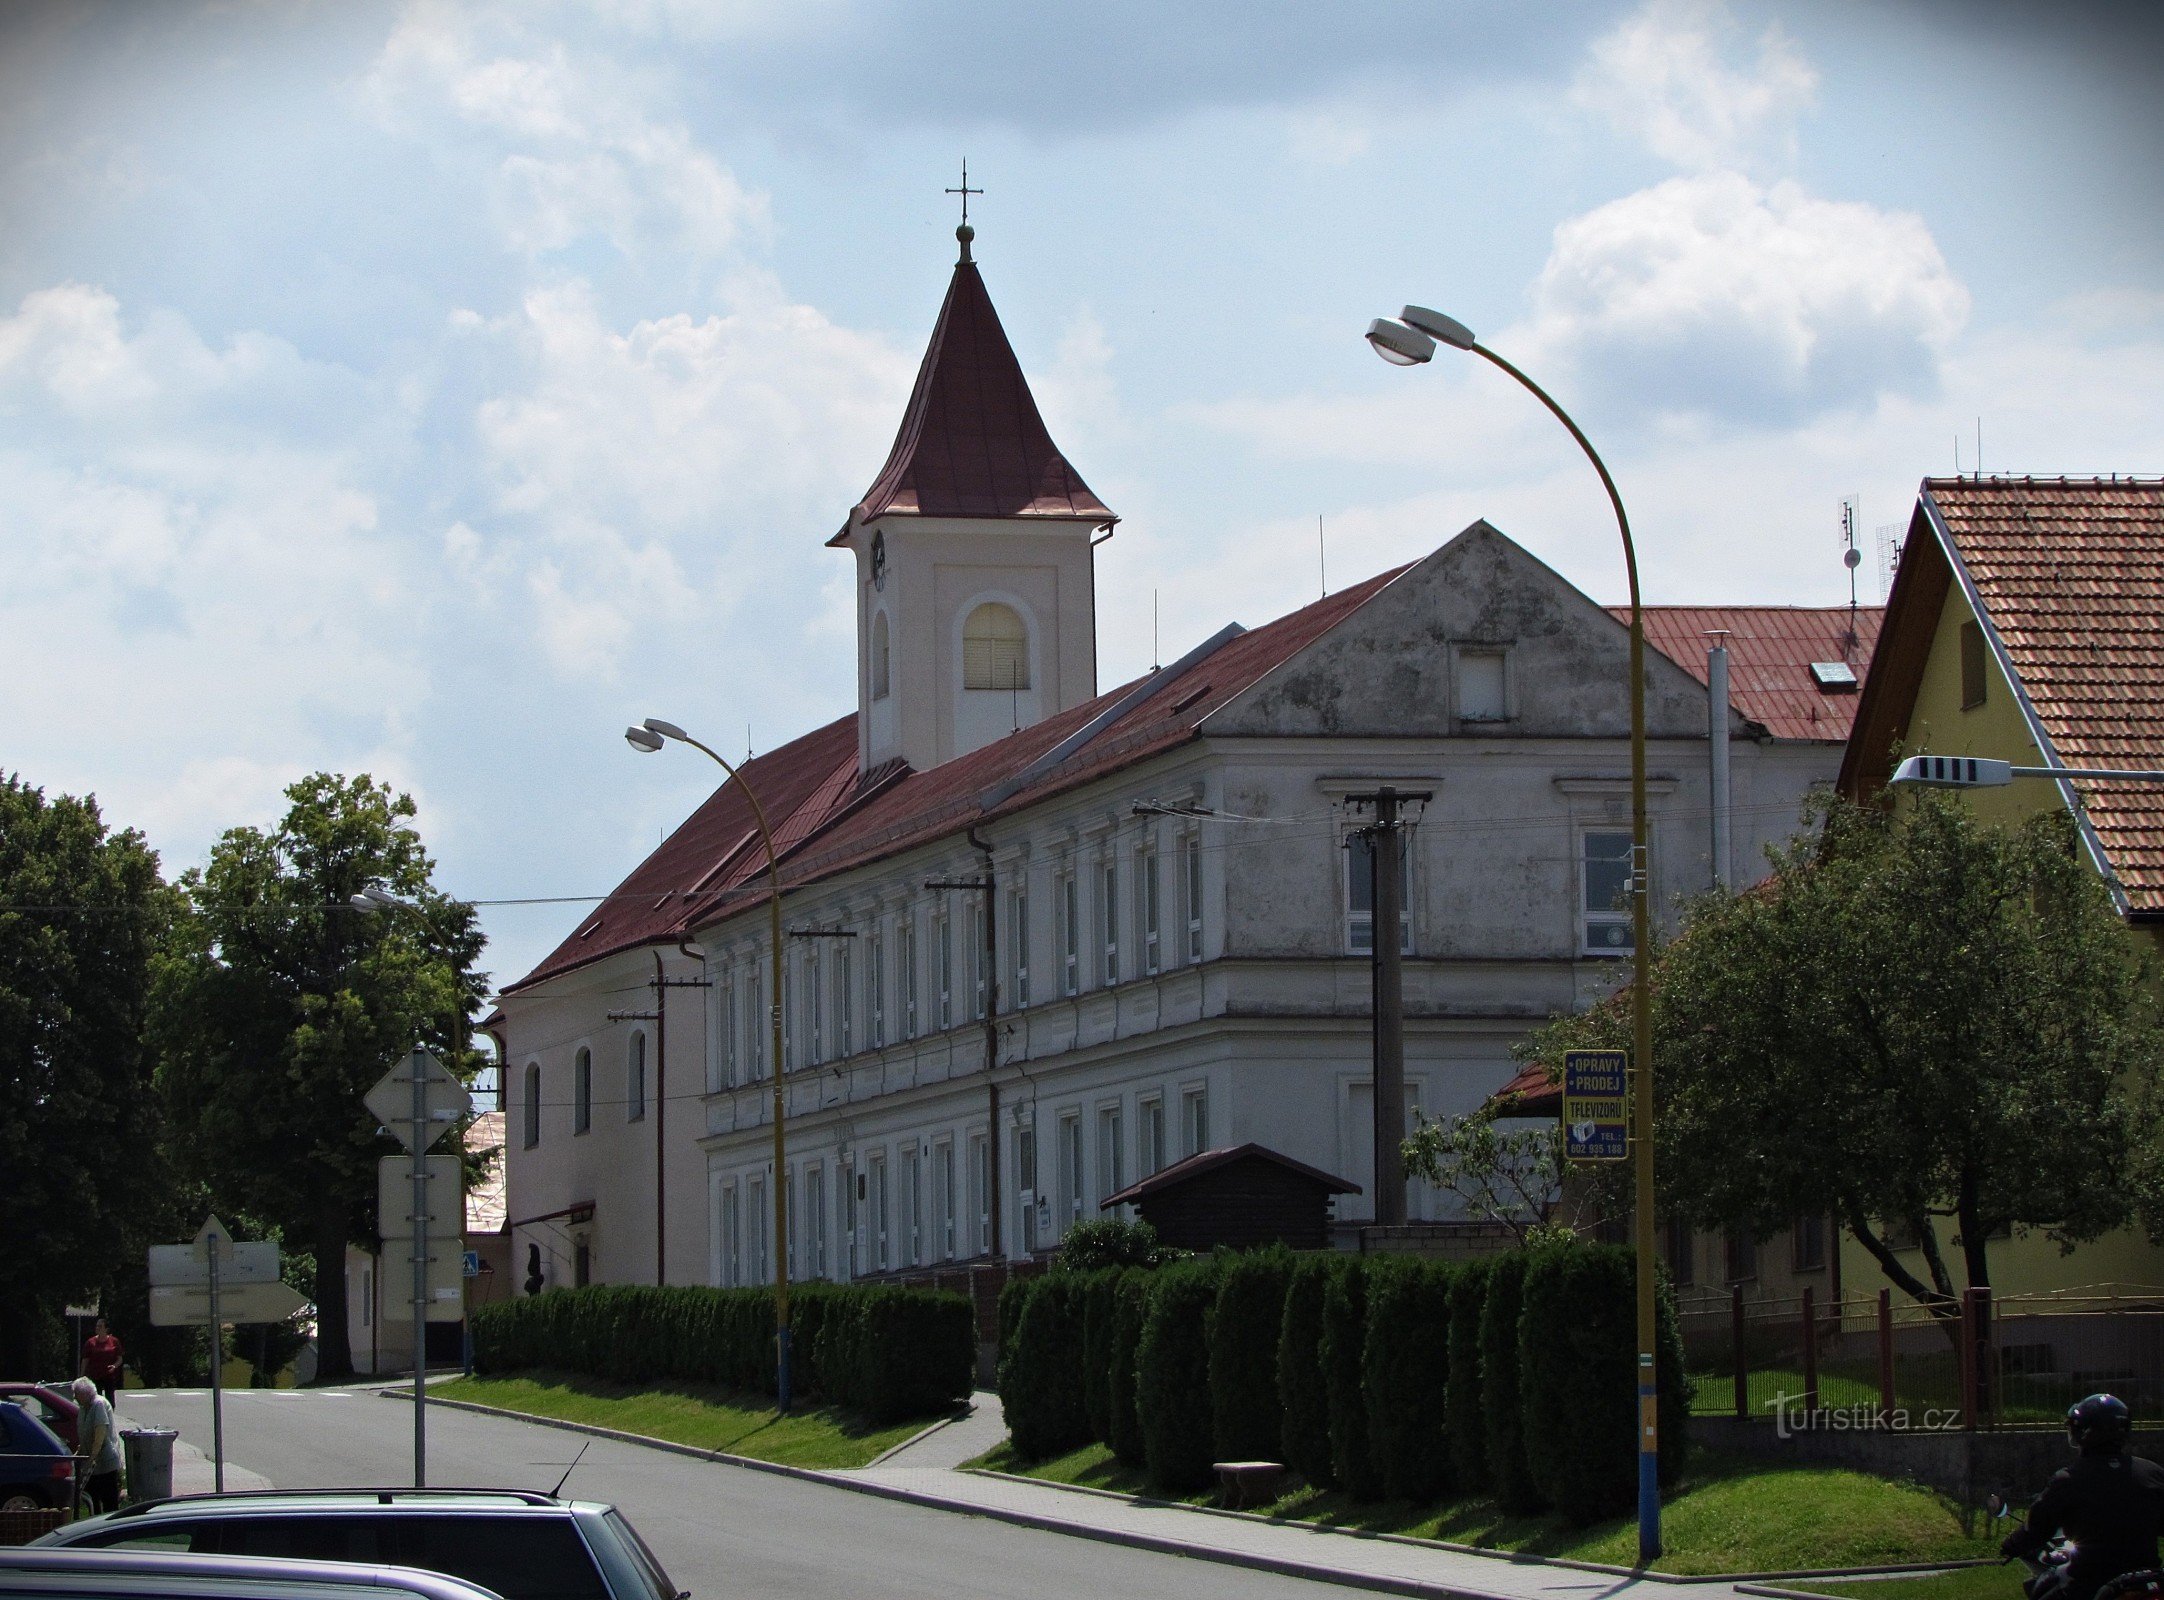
1100 1143 1359 1208
1616 606 1883 742
853 255 1113 523
465 1111 506 1234
1925 476 2164 908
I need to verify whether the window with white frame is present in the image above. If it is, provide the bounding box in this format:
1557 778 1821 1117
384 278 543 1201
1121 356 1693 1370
785 1166 798 1278
807 1162 827 1279
750 1176 768 1284
1345 830 1414 955
870 1156 890 1271
1060 868 1080 996
807 947 823 1066
1456 646 1509 722
1100 861 1120 986
1181 1085 1209 1157
868 928 885 1047
963 601 1030 690
1017 1125 1038 1253
1139 844 1161 975
573 1047 592 1134
719 963 736 1087
522 1063 541 1149
834 940 852 1057
1139 1094 1166 1175
626 1031 646 1122
720 1182 740 1286
751 955 766 1079
903 1144 922 1267
968 1133 989 1254
935 1140 956 1260
1059 1111 1084 1227
1010 885 1030 1008
967 898 986 1020
1183 832 1204 963
899 915 919 1039
1097 1104 1124 1203
839 1158 858 1280
1581 829 1638 955
936 910 954 1030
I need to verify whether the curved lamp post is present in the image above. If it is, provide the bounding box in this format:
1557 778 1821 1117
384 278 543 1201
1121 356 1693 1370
1367 306 1661 1561
626 717 794 1412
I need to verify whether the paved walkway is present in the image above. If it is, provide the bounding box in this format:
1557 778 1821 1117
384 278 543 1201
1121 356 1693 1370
872 1391 1008 1469
116 1402 275 1497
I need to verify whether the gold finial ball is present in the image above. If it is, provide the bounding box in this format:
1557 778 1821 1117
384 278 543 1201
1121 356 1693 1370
956 221 975 261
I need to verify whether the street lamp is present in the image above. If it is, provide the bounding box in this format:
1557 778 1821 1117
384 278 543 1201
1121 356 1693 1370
1367 304 1662 1562
1890 754 2164 788
626 716 795 1411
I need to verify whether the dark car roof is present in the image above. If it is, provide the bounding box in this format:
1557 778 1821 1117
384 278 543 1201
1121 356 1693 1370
0 1403 68 1455
0 1545 503 1600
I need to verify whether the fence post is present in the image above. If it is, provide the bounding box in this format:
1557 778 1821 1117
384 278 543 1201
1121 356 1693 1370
1958 1288 1980 1431
1801 1285 1818 1414
1877 1288 1895 1418
1975 1286 1994 1426
1732 1283 1747 1419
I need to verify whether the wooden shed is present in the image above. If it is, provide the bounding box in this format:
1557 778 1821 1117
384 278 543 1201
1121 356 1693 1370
1100 1143 1359 1252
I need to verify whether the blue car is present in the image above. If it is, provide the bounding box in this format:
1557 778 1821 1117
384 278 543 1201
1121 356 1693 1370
0 1398 77 1512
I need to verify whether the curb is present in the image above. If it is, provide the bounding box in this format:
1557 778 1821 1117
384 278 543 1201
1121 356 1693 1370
863 1407 974 1468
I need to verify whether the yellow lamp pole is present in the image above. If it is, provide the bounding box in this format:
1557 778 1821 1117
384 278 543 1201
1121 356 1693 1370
1367 306 1660 1560
627 718 794 1411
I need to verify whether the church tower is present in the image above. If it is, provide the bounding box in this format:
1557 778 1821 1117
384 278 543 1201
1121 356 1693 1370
832 220 1115 776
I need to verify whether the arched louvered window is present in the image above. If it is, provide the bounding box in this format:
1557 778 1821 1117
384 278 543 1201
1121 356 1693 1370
523 1063 541 1149
627 1031 646 1122
962 602 1029 690
871 611 891 700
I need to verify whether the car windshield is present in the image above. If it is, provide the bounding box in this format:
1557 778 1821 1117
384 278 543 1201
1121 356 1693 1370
602 1512 679 1600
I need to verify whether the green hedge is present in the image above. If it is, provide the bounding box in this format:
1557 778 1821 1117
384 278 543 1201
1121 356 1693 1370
1079 1269 1125 1443
1518 1244 1690 1524
1135 1258 1221 1492
998 1274 1090 1460
1320 1257 1383 1501
1446 1259 1491 1493
1208 1246 1292 1463
470 1281 970 1422
1275 1255 1338 1486
1106 1270 1152 1467
1362 1257 1455 1502
1480 1251 1541 1513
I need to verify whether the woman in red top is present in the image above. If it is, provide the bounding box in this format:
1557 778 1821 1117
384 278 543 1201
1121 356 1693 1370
80 1318 122 1404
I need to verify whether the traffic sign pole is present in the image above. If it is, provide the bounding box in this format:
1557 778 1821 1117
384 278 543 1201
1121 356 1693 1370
208 1233 224 1494
412 1069 428 1487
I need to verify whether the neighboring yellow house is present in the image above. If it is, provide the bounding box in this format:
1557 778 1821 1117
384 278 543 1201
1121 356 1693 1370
1840 474 2164 1296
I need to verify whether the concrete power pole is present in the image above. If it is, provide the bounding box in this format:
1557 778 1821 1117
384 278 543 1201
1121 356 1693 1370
1349 786 1429 1229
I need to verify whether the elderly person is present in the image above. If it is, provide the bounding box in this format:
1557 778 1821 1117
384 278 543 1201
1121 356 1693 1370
70 1376 123 1513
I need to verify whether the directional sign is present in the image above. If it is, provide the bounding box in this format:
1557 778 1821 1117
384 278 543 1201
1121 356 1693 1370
1562 1048 1631 1163
378 1155 465 1238
364 1050 471 1155
151 1280 310 1328
148 1239 279 1289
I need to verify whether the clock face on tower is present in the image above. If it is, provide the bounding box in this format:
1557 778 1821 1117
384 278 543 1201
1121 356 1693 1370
870 529 887 591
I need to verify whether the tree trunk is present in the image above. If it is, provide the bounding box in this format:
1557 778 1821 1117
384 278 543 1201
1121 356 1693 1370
1846 1209 1958 1322
311 1200 354 1383
1955 1168 1993 1294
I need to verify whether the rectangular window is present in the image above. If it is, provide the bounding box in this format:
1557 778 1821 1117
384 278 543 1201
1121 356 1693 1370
1181 1085 1209 1158
573 1048 592 1134
1010 886 1031 1009
1724 1228 1758 1284
1017 1126 1038 1253
719 965 736 1089
834 942 852 1057
1792 1213 1827 1272
751 956 766 1080
1061 870 1080 996
968 1133 989 1255
750 1177 768 1285
1060 1111 1085 1226
1665 1215 1694 1288
1096 1104 1124 1203
1582 830 1637 956
807 948 823 1066
867 929 885 1049
1960 619 1987 710
935 1141 956 1261
1346 832 1413 955
1100 862 1120 987
807 1162 827 1279
839 1159 857 1281
1139 847 1161 976
1140 1095 1166 1175
967 899 986 1021
1456 648 1508 721
359 1267 372 1326
903 1145 922 1268
1183 834 1204 964
900 916 919 1040
627 1032 646 1122
870 1157 889 1272
721 1184 740 1286
937 913 954 1030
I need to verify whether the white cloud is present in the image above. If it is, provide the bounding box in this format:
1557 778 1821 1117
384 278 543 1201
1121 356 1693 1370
1573 0 1817 172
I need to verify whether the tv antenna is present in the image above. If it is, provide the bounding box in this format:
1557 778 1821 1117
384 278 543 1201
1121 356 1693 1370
1876 522 1903 602
1839 496 1862 657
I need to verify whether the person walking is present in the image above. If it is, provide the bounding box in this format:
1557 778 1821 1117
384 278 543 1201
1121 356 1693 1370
80 1318 123 1404
70 1376 123 1514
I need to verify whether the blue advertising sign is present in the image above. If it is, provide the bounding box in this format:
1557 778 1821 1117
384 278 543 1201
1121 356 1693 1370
1561 1048 1630 1163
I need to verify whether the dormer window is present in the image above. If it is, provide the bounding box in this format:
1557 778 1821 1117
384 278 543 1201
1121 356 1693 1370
963 603 1029 690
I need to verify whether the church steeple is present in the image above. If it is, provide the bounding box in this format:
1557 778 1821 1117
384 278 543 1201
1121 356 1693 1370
837 221 1114 777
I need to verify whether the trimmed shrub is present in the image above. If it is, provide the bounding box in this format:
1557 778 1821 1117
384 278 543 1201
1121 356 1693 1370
1320 1257 1383 1501
998 1274 1090 1460
1518 1244 1691 1524
1208 1246 1293 1464
1056 1218 1178 1272
1135 1257 1221 1493
1480 1252 1542 1513
1275 1255 1338 1486
1106 1270 1152 1467
1361 1257 1454 1503
1079 1269 1125 1443
1446 1259 1492 1493
844 1287 977 1422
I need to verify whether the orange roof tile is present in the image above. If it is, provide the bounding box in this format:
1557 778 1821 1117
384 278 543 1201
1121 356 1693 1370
1614 605 1883 742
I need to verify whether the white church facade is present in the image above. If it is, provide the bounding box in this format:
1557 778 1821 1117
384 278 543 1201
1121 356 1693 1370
491 224 1880 1293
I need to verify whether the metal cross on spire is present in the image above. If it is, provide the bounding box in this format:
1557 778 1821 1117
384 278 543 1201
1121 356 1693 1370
946 160 982 261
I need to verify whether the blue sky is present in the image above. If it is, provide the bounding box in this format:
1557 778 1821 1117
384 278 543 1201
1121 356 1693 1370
4 0 2160 993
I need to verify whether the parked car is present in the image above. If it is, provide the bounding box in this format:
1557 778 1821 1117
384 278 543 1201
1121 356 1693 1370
0 1544 507 1600
0 1401 77 1512
0 1384 79 1451
36 1489 683 1600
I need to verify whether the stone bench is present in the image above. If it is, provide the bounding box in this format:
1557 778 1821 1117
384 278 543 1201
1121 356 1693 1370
1211 1460 1285 1509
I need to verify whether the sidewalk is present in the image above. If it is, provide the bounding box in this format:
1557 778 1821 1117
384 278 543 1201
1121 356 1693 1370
116 1406 273 1498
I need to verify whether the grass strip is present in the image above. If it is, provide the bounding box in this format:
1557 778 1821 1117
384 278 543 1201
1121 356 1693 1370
1787 1566 2011 1600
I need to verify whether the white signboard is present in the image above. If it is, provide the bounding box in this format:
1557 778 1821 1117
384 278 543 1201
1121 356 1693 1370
378 1155 465 1238
150 1280 310 1328
364 1050 471 1155
377 1244 466 1322
147 1240 279 1289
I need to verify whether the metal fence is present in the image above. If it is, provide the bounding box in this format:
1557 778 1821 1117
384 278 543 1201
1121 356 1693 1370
1677 1284 2164 1428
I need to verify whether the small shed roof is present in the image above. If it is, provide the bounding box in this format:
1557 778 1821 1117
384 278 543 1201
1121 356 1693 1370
1100 1143 1360 1208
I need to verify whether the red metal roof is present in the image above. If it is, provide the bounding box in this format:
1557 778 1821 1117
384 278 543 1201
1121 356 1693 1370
853 255 1113 523
1616 605 1884 742
1100 1143 1359 1208
1487 1061 1561 1118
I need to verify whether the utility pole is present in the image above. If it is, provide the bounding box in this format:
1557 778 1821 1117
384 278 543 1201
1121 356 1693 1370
1346 786 1429 1229
608 952 710 1286
928 868 998 1252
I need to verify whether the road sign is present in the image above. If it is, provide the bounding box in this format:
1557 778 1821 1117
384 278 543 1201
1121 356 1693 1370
1562 1048 1630 1163
150 1280 310 1327
365 1050 471 1155
461 1251 481 1279
148 1239 279 1289
378 1155 465 1237
378 1243 466 1322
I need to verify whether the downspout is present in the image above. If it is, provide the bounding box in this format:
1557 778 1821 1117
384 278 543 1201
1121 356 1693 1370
1706 631 1732 891
653 949 667 1286
967 825 1002 1257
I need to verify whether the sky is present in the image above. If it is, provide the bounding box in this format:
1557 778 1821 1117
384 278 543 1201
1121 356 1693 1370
3 0 2161 996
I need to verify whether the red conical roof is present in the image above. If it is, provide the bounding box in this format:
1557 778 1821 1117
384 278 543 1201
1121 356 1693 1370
854 250 1114 523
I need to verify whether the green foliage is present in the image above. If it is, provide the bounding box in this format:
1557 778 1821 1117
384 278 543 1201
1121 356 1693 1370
1361 1257 1455 1502
1446 1259 1492 1492
1518 1244 1690 1524
472 1282 970 1421
0 776 174 1375
1320 1256 1383 1500
1402 1113 1580 1243
997 1274 1090 1460
1106 1271 1151 1467
153 773 487 1379
1078 1269 1125 1442
1481 1251 1542 1514
1135 1258 1221 1492
1207 1246 1292 1463
1056 1218 1179 1272
1275 1254 1339 1485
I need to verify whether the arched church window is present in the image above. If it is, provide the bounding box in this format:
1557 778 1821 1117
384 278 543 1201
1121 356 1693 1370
963 602 1030 691
871 611 891 701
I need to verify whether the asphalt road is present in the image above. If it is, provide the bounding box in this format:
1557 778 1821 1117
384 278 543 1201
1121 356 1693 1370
115 1388 1361 1600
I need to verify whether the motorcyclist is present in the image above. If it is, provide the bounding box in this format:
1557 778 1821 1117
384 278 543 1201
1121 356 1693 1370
2002 1394 2164 1600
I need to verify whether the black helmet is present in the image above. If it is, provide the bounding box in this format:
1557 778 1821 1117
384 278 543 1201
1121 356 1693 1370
2068 1393 2131 1453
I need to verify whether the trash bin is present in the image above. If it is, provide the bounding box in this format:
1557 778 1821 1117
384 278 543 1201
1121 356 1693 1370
121 1428 176 1504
